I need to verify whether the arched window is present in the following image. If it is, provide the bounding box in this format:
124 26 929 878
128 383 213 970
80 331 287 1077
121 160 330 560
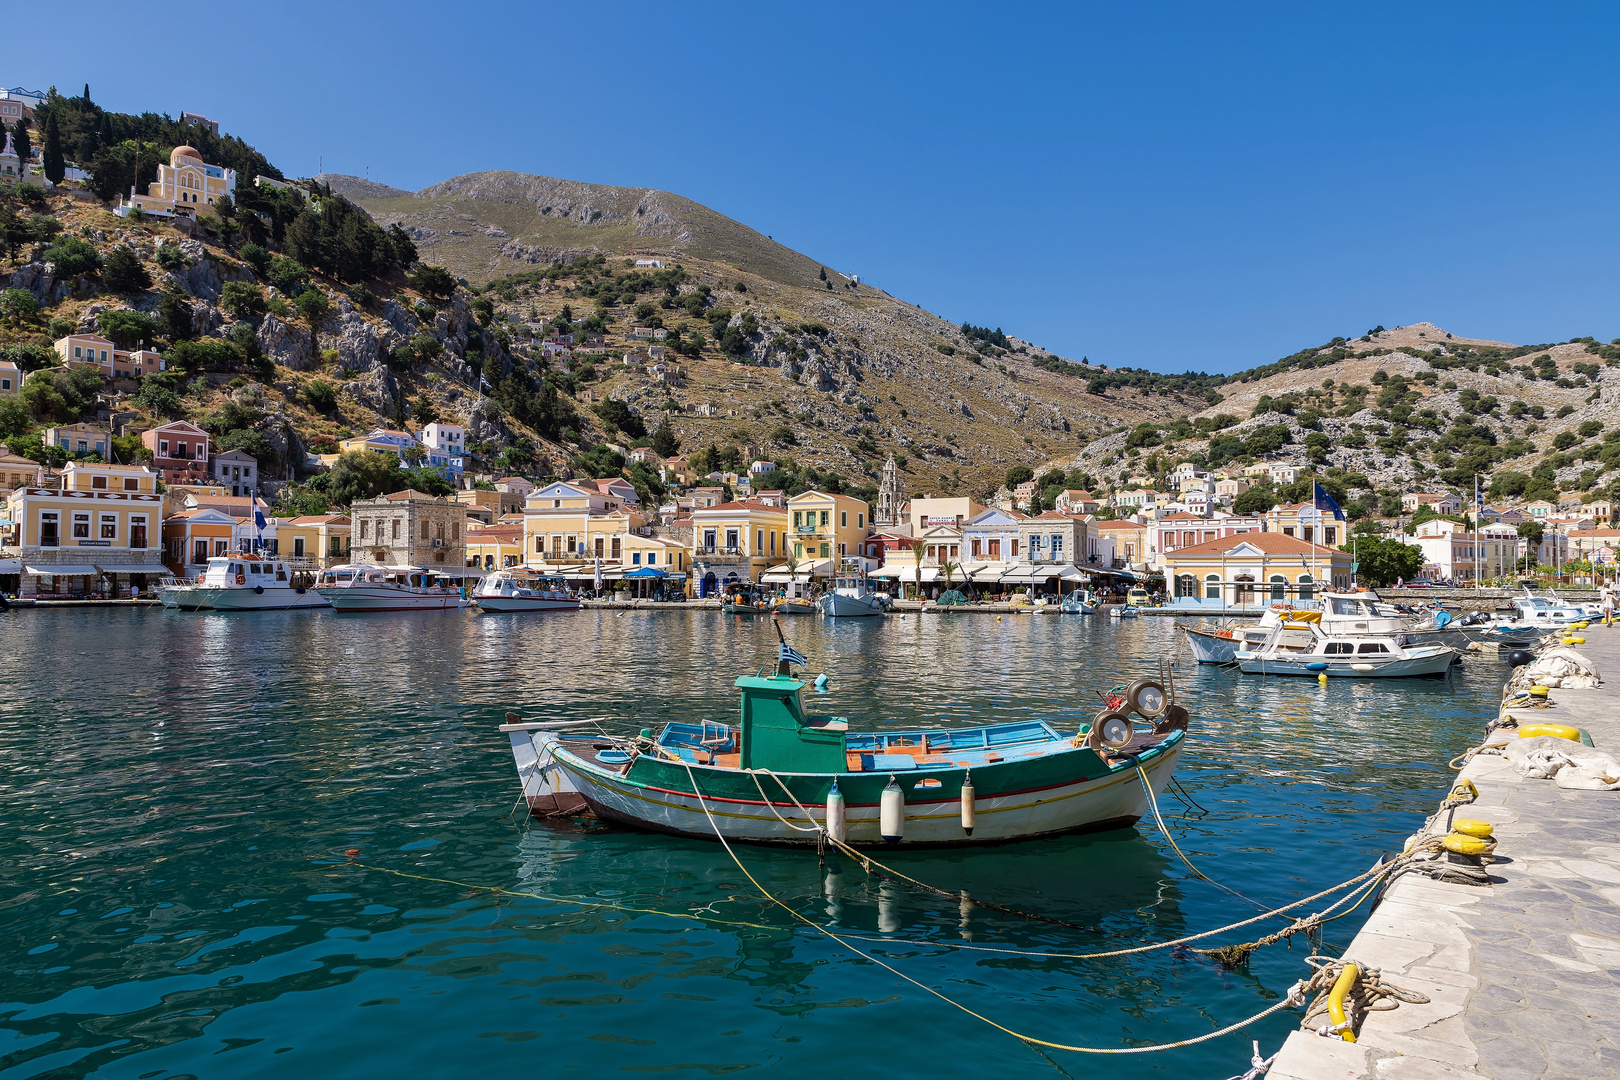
1175 574 1196 598
1205 574 1221 600
1269 574 1287 601
1298 574 1314 601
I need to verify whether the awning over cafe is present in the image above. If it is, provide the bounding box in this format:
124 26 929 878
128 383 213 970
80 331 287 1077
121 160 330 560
25 564 102 576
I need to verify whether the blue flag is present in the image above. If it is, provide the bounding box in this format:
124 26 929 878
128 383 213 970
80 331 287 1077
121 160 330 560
778 643 807 668
1312 481 1344 521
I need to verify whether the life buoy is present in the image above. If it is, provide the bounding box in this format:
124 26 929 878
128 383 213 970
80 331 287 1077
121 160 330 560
236 574 246 585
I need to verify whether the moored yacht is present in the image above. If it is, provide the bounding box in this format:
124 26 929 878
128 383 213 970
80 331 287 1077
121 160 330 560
315 563 462 612
187 554 326 610
470 569 581 612
1236 616 1457 677
818 566 889 617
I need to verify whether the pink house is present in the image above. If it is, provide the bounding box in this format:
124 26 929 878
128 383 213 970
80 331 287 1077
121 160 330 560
140 420 211 483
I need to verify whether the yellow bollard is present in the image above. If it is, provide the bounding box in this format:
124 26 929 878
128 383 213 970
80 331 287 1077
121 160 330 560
1327 963 1361 1042
1319 672 1328 686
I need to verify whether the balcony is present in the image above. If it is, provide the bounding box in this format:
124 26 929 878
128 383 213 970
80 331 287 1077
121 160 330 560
795 525 823 536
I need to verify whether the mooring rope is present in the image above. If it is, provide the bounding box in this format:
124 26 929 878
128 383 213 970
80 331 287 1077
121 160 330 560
679 759 1318 1055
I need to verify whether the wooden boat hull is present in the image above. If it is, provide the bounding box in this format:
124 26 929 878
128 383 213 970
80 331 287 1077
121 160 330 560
772 600 817 615
508 727 1185 847
721 602 773 615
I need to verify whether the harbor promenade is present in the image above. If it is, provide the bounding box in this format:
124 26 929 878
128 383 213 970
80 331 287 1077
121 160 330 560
1270 627 1620 1080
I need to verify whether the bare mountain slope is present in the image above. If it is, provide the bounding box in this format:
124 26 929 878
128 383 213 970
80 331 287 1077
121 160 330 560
317 171 829 288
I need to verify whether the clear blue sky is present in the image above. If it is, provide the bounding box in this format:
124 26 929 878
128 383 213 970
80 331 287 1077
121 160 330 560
12 3 1619 373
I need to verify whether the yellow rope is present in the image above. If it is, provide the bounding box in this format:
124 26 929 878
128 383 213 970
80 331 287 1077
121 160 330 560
680 760 1315 1055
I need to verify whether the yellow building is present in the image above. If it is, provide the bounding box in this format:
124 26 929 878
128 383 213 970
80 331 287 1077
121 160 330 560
277 514 352 569
123 145 238 218
5 461 168 598
0 444 42 490
520 478 686 589
0 359 18 400
690 499 791 597
786 490 871 569
466 523 524 572
1160 531 1354 610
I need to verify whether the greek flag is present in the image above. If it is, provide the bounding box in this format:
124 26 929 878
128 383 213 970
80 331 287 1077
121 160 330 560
778 643 807 668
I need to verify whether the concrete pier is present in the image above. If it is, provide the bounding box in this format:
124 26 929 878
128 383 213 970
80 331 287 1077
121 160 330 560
1269 626 1620 1079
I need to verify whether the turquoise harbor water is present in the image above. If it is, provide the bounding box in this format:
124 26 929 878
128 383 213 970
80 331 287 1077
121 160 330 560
0 608 1501 1079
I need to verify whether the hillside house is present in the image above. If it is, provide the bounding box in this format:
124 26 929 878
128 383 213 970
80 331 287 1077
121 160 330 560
54 334 165 379
1401 492 1461 515
140 420 211 483
0 359 18 400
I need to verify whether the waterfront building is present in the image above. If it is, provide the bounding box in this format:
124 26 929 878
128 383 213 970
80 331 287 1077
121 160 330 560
1092 518 1150 569
786 490 870 567
905 495 984 533
1262 502 1345 548
350 490 468 570
1567 528 1620 566
6 461 167 598
962 507 1029 565
1160 531 1354 609
1018 511 1090 572
162 507 238 578
860 526 913 565
277 514 351 569
120 145 238 218
1407 519 1520 582
1149 512 1263 571
44 423 111 459
690 499 790 595
140 420 211 484
210 449 259 496
465 523 525 572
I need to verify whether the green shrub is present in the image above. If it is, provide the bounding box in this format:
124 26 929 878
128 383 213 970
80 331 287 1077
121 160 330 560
0 288 39 319
42 236 100 278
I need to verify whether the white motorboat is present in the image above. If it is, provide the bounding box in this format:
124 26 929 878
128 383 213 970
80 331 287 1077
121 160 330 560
315 563 462 612
1236 617 1457 678
1179 622 1272 663
471 569 581 612
185 555 327 610
159 583 208 610
1060 589 1098 614
818 567 889 617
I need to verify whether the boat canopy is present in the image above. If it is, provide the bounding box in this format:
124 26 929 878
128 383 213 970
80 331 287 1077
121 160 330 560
761 559 833 582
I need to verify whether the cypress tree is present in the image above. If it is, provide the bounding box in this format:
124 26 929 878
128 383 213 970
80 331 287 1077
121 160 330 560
43 112 64 185
12 120 30 172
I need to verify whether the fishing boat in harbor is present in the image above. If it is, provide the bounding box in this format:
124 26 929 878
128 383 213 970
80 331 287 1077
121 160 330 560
818 565 890 617
720 582 773 614
470 569 580 612
180 554 326 611
1236 616 1457 677
314 563 461 612
1060 589 1098 614
501 649 1190 847
1180 622 1272 663
771 577 818 615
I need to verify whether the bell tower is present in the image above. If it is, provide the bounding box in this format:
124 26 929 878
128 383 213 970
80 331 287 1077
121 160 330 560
875 455 903 527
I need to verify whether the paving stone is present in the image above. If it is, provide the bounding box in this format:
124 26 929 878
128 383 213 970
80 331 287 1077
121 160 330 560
1473 1034 1549 1080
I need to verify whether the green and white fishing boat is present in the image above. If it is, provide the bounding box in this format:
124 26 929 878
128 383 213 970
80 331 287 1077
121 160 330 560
501 649 1190 847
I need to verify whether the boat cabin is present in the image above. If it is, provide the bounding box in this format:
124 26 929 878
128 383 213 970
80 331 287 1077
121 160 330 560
201 554 303 588
652 674 1068 775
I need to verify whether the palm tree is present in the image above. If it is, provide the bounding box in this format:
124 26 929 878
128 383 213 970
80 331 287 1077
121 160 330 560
940 558 962 603
908 538 928 600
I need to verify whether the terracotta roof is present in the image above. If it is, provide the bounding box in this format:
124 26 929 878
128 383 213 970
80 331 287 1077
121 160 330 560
467 525 522 539
381 489 439 501
1093 520 1145 531
1032 510 1086 520
694 500 790 514
287 514 350 525
1168 531 1342 558
494 476 528 483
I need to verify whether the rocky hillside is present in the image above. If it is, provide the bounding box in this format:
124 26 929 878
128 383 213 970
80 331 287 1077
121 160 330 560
1058 322 1620 514
6 155 1615 518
